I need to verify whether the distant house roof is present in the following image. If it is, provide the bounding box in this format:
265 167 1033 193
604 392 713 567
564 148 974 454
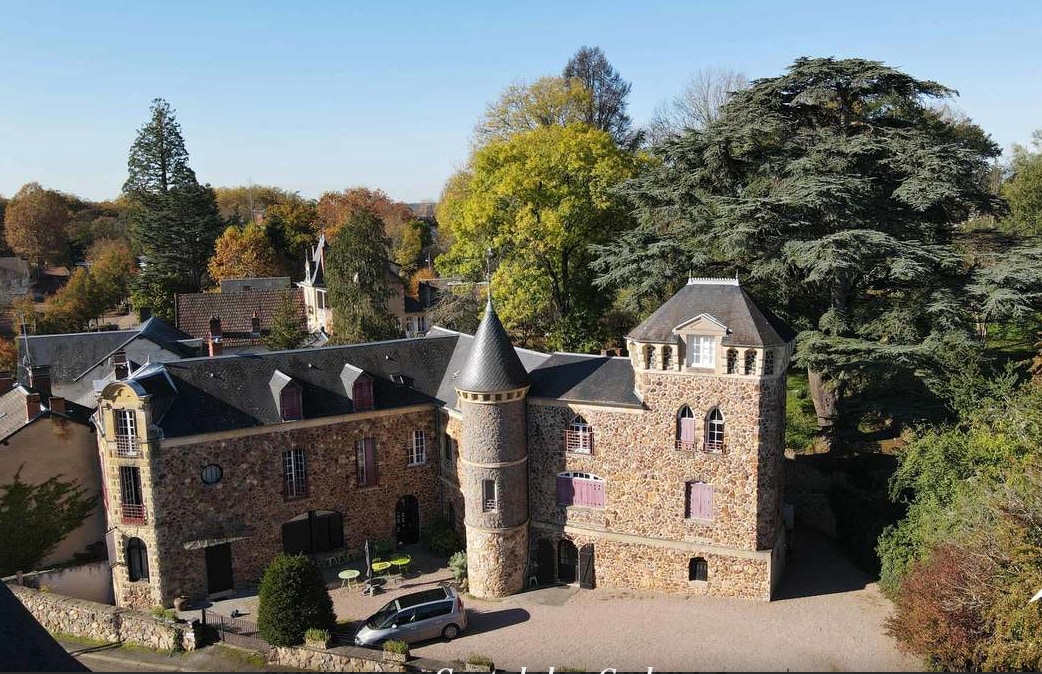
175 289 305 349
626 278 796 347
0 385 94 443
403 281 441 314
457 299 531 393
529 353 642 407
219 277 292 293
16 317 195 387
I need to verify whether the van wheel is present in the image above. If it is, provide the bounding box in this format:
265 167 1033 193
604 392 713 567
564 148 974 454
442 624 460 640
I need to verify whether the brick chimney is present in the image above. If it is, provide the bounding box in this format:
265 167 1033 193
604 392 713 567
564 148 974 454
27 365 51 399
208 315 223 357
0 372 13 395
49 396 66 414
113 350 129 379
250 311 261 338
25 393 41 420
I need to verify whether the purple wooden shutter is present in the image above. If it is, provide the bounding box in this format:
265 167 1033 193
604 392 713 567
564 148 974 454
577 479 588 507
365 438 378 486
701 484 713 519
680 417 695 443
591 480 604 508
557 475 573 506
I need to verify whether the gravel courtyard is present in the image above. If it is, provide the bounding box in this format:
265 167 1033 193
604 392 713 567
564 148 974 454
321 530 920 672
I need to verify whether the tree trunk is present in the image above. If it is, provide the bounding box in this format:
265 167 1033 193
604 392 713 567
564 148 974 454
807 367 840 452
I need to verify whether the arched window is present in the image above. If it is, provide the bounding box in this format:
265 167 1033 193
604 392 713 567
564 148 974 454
676 406 696 450
744 349 757 375
763 350 775 375
705 408 725 453
565 415 593 454
689 557 708 582
126 537 149 582
726 348 738 374
643 345 654 370
661 346 673 370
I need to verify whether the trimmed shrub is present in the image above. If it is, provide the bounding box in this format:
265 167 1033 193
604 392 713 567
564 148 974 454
257 554 335 647
422 515 464 556
448 550 467 584
383 639 409 655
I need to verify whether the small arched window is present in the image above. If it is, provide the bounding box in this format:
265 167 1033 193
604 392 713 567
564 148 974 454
763 350 775 375
662 346 673 370
744 349 757 375
565 415 593 454
126 537 149 582
676 406 696 450
726 348 738 374
705 408 725 453
643 345 654 370
689 557 708 582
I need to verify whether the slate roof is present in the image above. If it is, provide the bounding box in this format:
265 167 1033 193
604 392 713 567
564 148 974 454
428 327 549 408
0 385 94 442
219 277 291 293
175 288 305 349
456 300 531 393
627 279 796 347
149 336 459 438
529 353 642 407
16 317 195 387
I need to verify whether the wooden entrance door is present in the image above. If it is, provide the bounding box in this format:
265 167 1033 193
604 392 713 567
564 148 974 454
396 495 420 545
558 540 578 584
536 539 555 585
205 543 234 595
579 544 596 589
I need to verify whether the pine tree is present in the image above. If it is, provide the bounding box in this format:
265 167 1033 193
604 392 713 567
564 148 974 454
325 210 400 344
601 57 1001 443
264 291 307 351
124 99 223 318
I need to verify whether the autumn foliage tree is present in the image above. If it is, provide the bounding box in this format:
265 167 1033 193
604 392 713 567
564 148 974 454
3 182 71 274
208 223 285 282
37 239 136 333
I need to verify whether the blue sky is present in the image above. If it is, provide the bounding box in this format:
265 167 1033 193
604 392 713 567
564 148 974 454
1 0 1040 203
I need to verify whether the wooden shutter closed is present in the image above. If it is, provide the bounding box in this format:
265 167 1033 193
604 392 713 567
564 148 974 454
557 475 573 506
364 438 378 486
700 483 713 519
680 417 696 443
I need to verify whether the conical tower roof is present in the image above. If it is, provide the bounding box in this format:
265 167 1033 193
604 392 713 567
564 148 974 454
457 298 529 393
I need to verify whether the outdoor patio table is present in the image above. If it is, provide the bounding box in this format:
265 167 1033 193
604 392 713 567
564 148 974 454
371 560 393 579
338 568 360 588
389 553 411 575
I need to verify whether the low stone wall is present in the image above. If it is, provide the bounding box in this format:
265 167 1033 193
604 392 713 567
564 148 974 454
269 643 461 672
7 583 196 652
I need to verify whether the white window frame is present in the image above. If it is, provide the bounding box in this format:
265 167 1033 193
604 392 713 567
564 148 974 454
115 409 138 457
565 415 593 454
688 336 716 368
409 430 427 466
283 448 308 498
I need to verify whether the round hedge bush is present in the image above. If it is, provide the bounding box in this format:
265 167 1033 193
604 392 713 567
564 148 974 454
257 553 335 647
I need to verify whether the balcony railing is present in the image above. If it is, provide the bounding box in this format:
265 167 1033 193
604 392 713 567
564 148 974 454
564 430 593 454
115 435 139 457
704 440 727 454
121 503 147 525
675 439 698 451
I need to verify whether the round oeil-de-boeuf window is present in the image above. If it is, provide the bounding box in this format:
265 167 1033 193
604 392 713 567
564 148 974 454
201 464 223 484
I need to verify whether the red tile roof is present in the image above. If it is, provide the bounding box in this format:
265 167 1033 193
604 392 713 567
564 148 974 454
175 288 305 348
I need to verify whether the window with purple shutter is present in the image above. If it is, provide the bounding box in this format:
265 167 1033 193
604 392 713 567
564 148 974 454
556 472 605 509
353 376 374 411
686 481 713 520
356 438 378 487
676 406 696 450
280 386 303 421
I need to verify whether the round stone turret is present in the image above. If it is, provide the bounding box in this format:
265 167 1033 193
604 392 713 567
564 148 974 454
456 298 530 598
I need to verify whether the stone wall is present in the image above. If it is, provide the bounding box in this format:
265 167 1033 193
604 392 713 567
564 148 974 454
8 583 196 651
526 366 786 600
466 524 528 598
269 643 460 672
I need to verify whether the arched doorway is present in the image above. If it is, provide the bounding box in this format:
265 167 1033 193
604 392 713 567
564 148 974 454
396 495 420 545
281 510 344 555
558 539 578 584
535 539 555 585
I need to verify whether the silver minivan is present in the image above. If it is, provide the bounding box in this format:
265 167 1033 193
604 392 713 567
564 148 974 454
354 585 467 646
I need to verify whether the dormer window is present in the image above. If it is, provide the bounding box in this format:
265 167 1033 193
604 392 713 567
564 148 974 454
353 376 374 411
688 336 716 368
280 385 303 421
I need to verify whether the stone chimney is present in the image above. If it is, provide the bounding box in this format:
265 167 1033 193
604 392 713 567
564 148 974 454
27 365 51 399
0 372 13 395
25 393 41 420
250 311 261 338
113 350 129 379
208 316 223 357
49 396 66 414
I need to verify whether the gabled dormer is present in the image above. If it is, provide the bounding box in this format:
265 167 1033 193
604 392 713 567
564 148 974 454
269 369 303 421
625 277 796 380
340 364 374 412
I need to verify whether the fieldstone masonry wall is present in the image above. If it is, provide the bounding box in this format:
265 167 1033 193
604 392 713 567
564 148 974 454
8 583 196 651
466 525 528 598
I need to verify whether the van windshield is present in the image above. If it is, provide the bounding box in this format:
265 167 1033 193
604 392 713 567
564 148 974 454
366 603 399 630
